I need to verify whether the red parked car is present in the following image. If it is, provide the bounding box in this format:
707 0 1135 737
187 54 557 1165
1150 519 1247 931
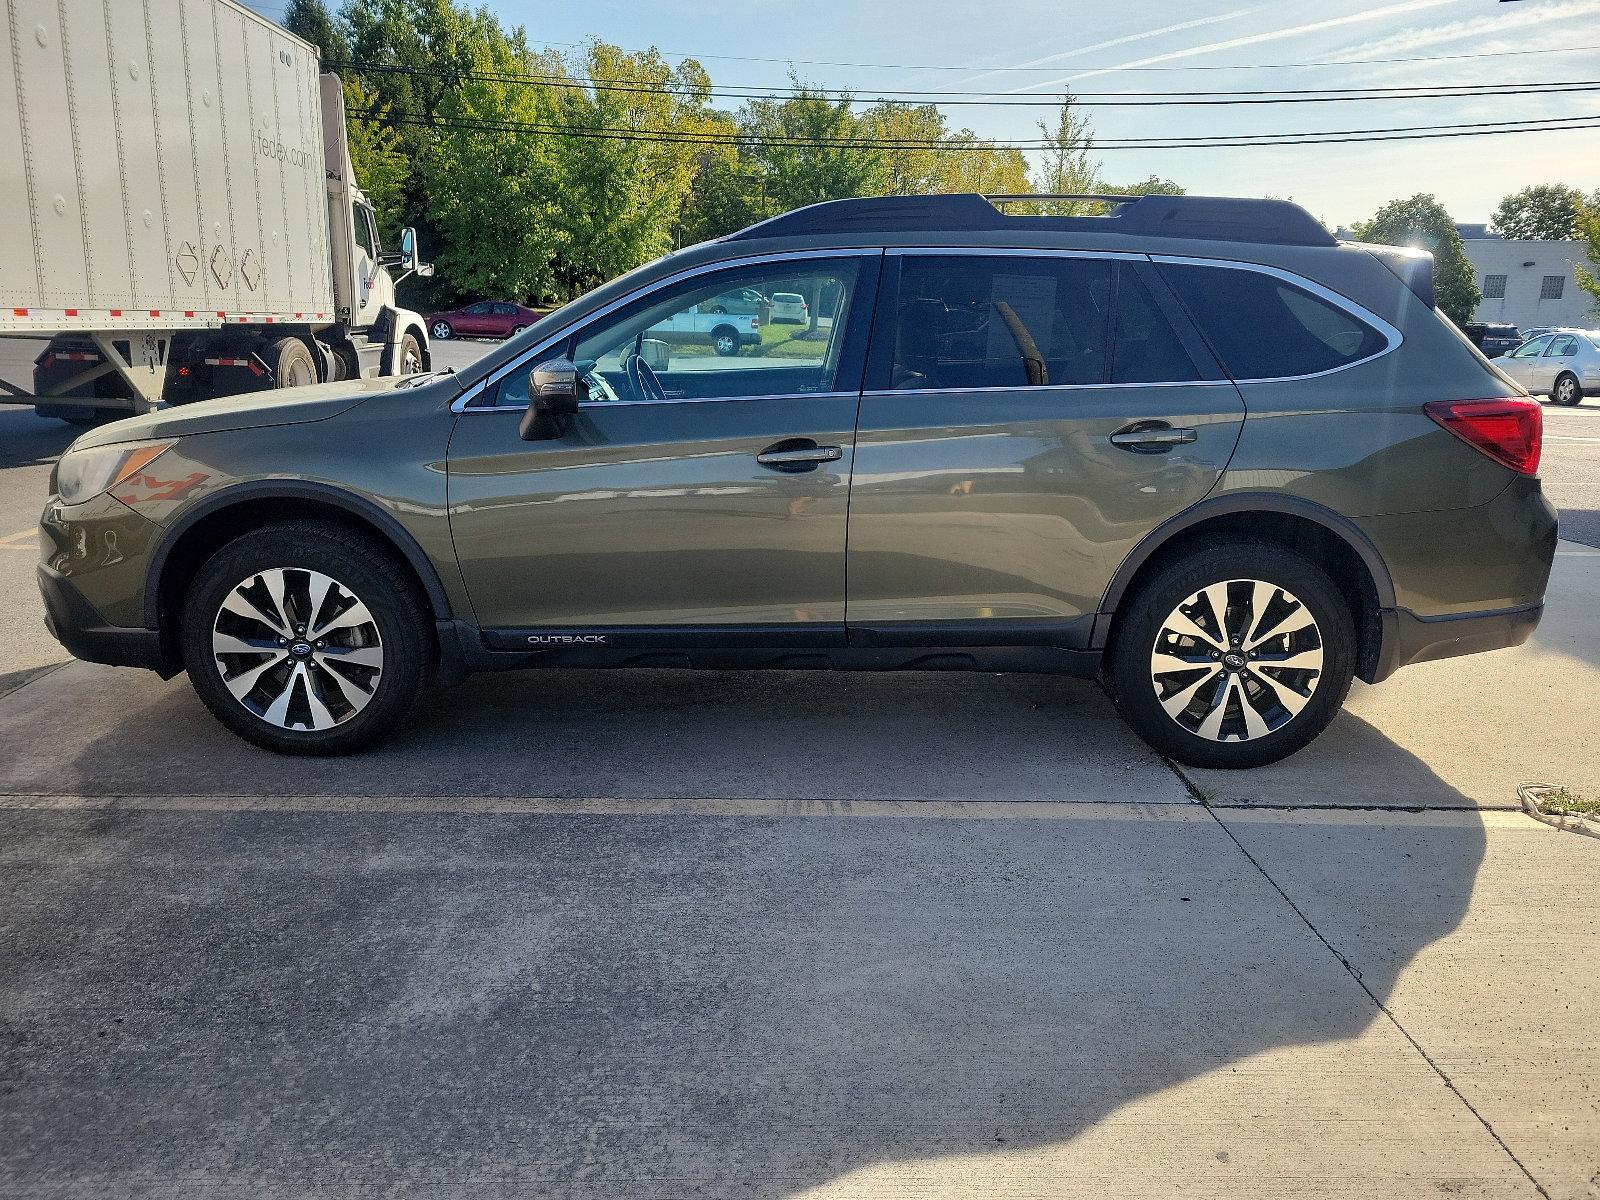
426 300 546 341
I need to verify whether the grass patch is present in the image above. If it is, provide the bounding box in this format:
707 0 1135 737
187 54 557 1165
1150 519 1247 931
666 321 829 361
1535 786 1600 816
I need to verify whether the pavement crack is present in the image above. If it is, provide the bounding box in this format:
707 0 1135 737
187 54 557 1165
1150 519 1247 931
1160 755 1554 1199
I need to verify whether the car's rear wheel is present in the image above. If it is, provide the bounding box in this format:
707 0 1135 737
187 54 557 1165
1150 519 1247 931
180 522 433 755
1554 372 1582 405
431 320 453 340
1107 541 1355 769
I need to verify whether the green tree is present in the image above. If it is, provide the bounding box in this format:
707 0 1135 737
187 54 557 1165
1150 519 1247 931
1571 199 1600 318
419 20 564 302
742 86 888 215
1354 194 1480 326
1033 98 1098 214
1100 176 1185 197
678 144 762 245
546 45 718 296
342 77 407 239
1489 184 1600 241
858 102 1029 197
282 0 346 64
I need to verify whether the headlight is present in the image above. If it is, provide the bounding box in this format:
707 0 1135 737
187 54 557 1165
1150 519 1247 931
55 440 175 505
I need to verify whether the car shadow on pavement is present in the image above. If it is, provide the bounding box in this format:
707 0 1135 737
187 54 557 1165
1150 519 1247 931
0 671 1500 1195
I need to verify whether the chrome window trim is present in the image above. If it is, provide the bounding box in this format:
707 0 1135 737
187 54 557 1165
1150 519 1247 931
886 246 1146 262
449 247 877 414
1149 254 1404 383
455 389 863 413
864 380 1237 398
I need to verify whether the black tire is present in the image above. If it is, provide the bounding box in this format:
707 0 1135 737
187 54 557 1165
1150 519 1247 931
396 332 423 376
179 522 434 756
431 320 453 340
711 326 741 356
268 337 318 389
508 325 527 338
1553 372 1583 406
1106 540 1355 769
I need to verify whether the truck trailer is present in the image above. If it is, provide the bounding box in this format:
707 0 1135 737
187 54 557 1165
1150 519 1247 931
0 0 432 423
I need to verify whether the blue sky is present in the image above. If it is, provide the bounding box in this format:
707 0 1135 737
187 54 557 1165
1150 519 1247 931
247 0 1600 224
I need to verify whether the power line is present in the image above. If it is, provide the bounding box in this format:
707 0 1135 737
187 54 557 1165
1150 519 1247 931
350 107 1600 151
514 38 1600 76
332 60 1600 106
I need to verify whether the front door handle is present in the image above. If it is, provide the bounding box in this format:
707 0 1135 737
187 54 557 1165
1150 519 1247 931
1109 424 1197 452
756 442 843 470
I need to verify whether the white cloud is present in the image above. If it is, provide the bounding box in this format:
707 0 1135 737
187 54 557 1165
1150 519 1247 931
1321 0 1600 62
1003 0 1462 92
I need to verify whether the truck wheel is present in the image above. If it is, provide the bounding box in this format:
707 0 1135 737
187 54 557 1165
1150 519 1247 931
179 521 433 756
1106 541 1355 769
712 326 741 356
397 333 423 375
431 320 453 340
268 337 317 388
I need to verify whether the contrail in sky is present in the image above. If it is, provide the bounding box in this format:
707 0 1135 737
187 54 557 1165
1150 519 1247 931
1003 0 1462 91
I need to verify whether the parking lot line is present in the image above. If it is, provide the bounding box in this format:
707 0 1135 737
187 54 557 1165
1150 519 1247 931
0 527 34 548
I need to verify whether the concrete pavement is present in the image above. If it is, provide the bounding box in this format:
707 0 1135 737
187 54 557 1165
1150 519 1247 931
1 346 1598 1197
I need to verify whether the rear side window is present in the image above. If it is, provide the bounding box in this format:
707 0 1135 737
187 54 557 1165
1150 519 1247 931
1159 263 1388 380
889 255 1111 389
1112 268 1201 384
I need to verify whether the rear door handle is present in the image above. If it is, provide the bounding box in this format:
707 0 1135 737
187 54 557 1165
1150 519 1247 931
756 442 843 470
1109 425 1197 451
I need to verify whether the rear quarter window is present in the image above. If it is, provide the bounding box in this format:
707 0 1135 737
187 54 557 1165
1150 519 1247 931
1158 262 1389 380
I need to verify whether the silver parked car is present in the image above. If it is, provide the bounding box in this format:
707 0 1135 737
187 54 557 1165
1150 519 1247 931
1492 329 1600 405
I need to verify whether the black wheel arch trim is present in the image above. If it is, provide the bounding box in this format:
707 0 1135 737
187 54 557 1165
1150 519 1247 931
143 479 454 629
1093 491 1398 643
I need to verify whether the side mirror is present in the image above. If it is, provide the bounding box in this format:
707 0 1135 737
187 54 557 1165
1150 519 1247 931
518 358 582 440
399 227 420 271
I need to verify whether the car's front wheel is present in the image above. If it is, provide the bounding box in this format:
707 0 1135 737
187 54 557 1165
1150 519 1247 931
179 522 433 755
1107 541 1355 769
431 320 453 340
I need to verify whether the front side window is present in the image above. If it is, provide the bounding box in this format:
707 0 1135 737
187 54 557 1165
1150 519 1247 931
1513 335 1552 358
464 302 493 315
1159 263 1388 380
351 203 374 256
495 258 863 406
887 255 1112 390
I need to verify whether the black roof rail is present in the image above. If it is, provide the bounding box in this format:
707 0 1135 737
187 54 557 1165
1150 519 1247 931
725 192 1337 248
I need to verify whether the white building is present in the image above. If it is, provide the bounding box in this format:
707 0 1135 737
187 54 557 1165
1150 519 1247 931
1459 235 1598 331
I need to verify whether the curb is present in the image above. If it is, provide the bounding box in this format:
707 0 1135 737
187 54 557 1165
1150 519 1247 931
1517 783 1600 841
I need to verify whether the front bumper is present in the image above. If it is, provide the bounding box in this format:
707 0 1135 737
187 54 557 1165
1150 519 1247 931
1369 601 1542 684
37 563 178 676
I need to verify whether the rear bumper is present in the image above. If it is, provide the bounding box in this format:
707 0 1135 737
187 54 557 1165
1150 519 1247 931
37 563 178 676
1369 601 1541 684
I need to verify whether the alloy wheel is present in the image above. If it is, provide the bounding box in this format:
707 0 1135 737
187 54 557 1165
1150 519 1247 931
1556 376 1577 404
1148 578 1324 743
211 567 383 731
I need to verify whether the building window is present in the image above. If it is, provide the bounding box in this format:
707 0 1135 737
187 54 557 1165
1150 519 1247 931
1540 275 1565 300
1482 274 1507 299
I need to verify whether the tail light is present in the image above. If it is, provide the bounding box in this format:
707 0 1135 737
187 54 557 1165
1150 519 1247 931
1424 397 1541 475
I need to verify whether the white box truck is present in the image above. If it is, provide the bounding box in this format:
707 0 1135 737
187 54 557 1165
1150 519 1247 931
0 0 433 423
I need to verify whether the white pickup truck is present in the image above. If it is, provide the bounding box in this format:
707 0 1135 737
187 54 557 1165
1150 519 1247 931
646 306 763 357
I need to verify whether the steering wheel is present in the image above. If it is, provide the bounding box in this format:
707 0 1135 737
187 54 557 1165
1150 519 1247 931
625 351 668 404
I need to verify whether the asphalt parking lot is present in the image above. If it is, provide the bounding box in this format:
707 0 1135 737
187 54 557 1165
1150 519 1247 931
1 340 1597 1198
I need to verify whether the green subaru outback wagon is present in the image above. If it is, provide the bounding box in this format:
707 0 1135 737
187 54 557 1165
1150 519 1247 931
38 194 1557 767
